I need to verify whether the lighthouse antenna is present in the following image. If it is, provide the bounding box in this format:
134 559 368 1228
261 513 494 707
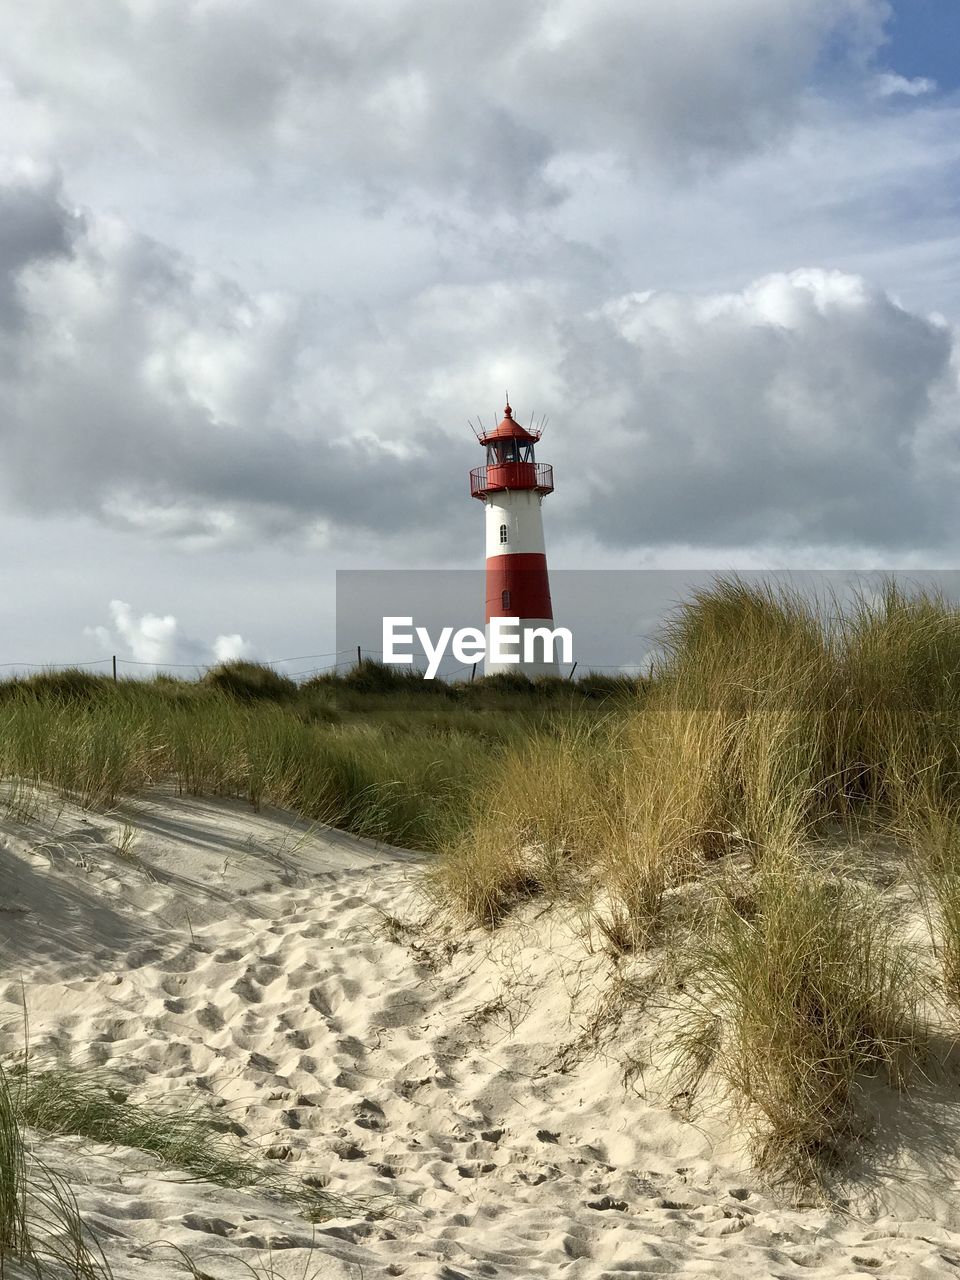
467 418 482 442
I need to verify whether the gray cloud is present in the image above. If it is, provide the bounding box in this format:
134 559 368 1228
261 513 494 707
555 270 958 552
0 1 890 205
0 175 468 547
0 169 77 326
0 170 957 561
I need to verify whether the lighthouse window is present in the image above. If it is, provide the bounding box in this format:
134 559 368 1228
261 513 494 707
499 523 508 545
491 441 519 465
502 590 511 610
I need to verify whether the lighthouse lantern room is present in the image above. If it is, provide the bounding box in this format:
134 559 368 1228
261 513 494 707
470 400 557 676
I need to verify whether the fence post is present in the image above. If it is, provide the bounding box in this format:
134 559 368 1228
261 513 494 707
470 662 477 682
112 655 117 682
567 660 578 682
356 645 362 668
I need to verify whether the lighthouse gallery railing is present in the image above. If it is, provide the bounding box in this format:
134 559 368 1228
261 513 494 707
470 462 554 499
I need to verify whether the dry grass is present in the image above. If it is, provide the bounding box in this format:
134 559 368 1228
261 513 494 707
436 576 960 927
895 793 960 1005
430 576 960 1176
668 852 926 1180
428 717 618 925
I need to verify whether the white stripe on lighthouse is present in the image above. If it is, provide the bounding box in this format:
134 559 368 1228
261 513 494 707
484 491 547 559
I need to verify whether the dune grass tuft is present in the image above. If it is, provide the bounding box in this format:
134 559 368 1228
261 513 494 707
0 1061 113 1279
895 793 960 1005
20 1068 259 1190
202 662 298 703
670 852 926 1180
435 576 960 925
428 716 617 925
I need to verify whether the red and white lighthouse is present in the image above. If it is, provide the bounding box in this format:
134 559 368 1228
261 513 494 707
470 400 557 676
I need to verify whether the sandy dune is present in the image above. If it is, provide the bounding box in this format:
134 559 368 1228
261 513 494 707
2 789 960 1278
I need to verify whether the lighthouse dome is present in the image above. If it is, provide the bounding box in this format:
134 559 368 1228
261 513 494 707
477 401 540 445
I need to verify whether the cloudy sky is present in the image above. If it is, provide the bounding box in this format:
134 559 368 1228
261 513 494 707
1 0 959 672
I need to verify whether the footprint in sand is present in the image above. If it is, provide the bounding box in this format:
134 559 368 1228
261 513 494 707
181 1215 237 1237
332 1138 365 1160
160 946 204 974
231 973 263 1003
308 985 338 1016
250 962 284 986
196 1003 225 1031
375 992 429 1029
246 1050 276 1071
353 1098 386 1131
285 961 318 990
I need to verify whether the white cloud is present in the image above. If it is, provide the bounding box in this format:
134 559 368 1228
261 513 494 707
85 602 257 668
213 634 254 662
0 173 463 547
873 72 937 98
106 600 178 665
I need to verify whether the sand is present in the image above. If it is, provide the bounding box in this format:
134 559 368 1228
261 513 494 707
2 788 960 1279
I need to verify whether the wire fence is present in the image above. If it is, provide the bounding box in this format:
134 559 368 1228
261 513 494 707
0 649 355 683
0 647 639 683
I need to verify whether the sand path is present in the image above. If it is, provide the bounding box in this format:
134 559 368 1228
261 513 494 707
1 789 959 1278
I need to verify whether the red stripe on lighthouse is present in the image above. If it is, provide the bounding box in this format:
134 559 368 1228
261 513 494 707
485 553 553 623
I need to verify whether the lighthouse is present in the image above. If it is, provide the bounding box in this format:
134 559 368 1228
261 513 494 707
470 400 557 676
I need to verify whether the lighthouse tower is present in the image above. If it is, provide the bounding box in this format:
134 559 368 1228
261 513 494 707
470 400 557 676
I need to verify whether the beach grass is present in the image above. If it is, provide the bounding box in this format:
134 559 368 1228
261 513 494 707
0 1061 113 1279
19 1068 262 1191
669 851 926 1178
435 577 960 924
428 577 960 1174
0 661 640 852
0 1048 382 1278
